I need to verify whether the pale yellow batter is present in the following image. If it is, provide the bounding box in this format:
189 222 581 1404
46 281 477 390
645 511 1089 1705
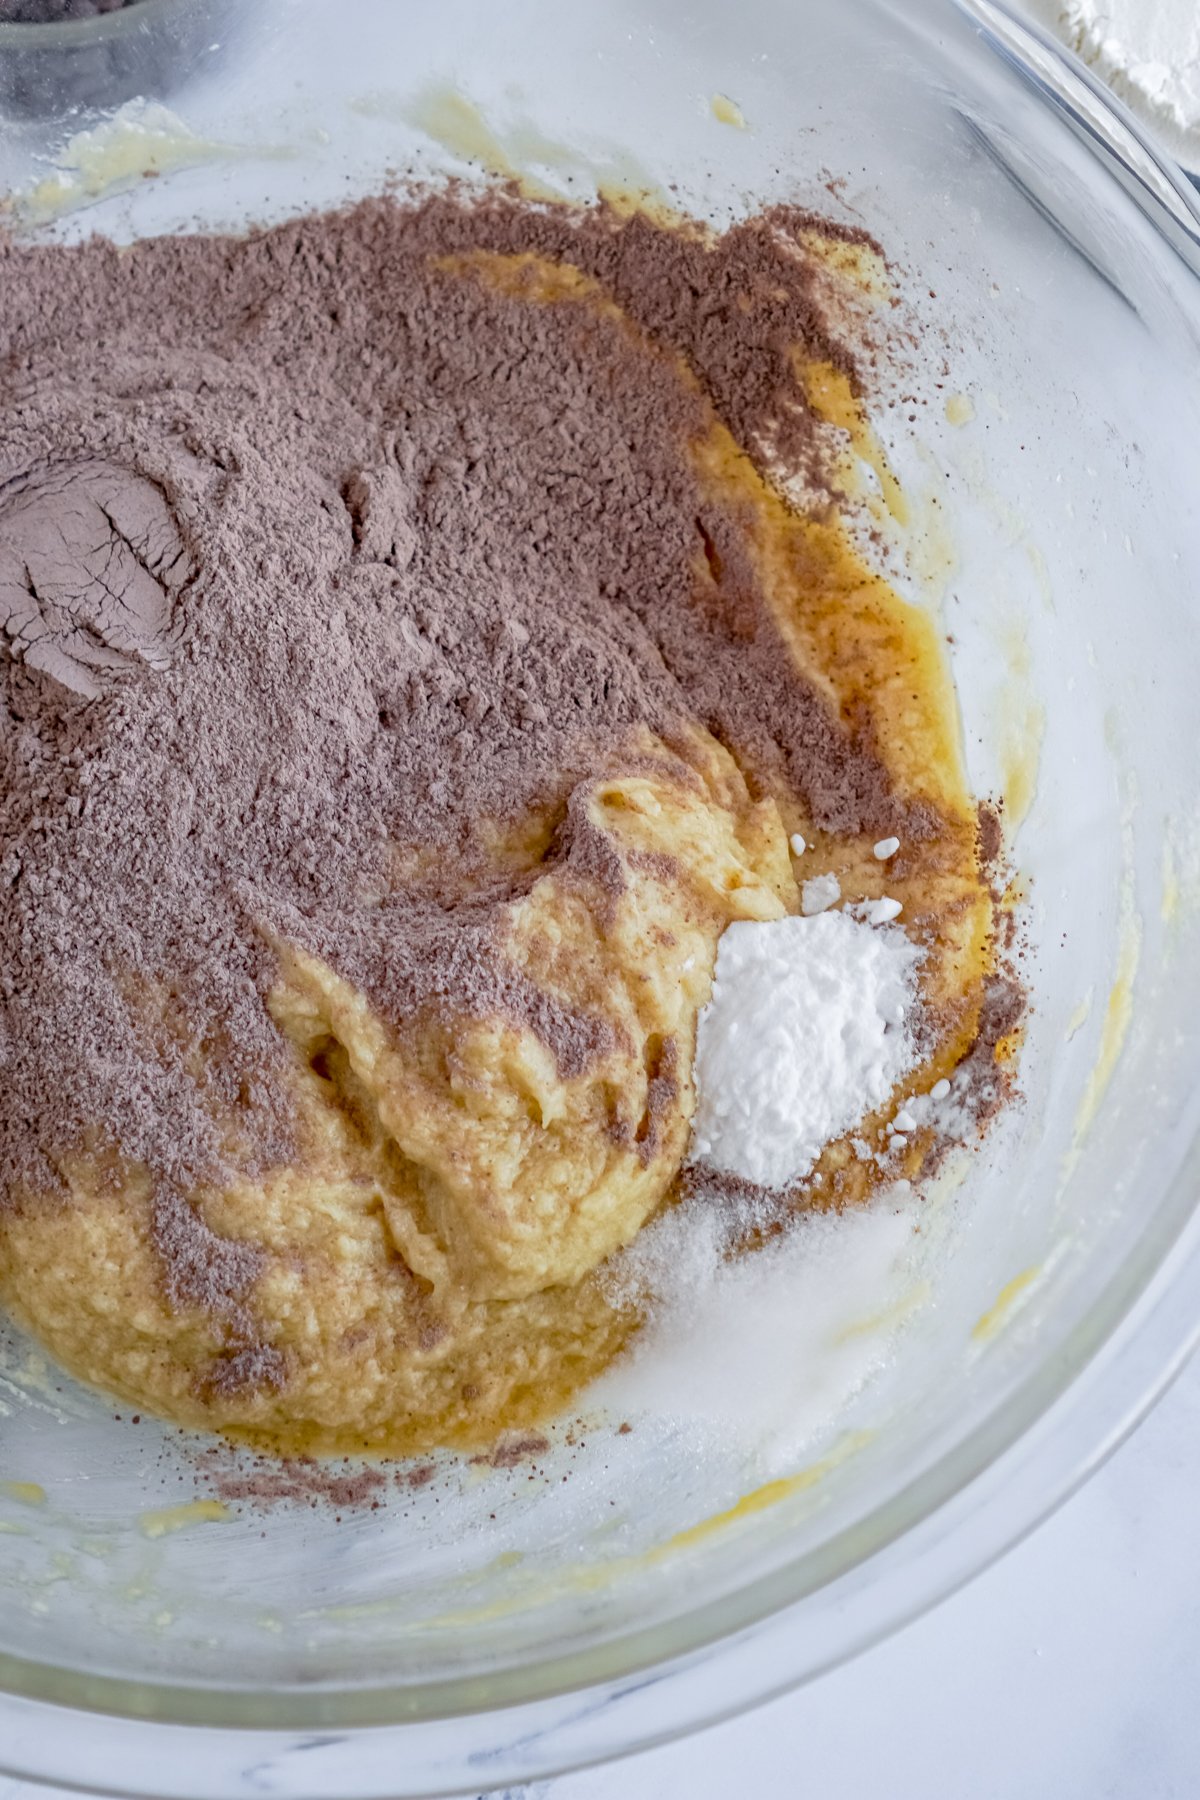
0 236 1000 1457
1 729 803 1451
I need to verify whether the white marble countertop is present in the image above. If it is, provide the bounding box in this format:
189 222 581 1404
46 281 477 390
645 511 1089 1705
3 1347 1197 1800
520 1350 1200 1800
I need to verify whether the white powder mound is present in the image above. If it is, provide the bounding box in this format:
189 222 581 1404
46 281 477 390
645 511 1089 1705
690 910 922 1189
597 1184 922 1468
1025 0 1200 170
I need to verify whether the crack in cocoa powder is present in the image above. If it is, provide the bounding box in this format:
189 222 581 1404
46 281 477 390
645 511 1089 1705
0 461 191 698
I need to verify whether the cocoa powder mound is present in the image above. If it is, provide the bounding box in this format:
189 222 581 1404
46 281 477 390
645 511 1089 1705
0 192 915 1252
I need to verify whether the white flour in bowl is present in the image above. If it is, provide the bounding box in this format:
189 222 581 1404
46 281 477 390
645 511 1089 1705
689 910 922 1189
1025 0 1200 170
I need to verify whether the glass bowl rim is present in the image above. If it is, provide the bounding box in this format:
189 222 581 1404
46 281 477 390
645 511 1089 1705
0 0 188 48
0 0 1199 1772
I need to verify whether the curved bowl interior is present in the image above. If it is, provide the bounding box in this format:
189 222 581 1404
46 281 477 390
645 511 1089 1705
1 0 1200 1784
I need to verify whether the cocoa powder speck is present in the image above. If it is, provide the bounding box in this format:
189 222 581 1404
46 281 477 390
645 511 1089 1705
202 1450 389 1511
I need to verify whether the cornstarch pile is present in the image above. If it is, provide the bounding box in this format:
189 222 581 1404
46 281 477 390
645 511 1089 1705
690 911 922 1190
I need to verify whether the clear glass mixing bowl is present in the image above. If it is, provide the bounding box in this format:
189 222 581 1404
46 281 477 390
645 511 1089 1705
0 0 237 119
2 1 1200 1794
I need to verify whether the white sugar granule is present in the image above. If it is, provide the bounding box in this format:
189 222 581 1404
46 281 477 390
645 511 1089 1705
894 1070 981 1144
800 872 841 915
851 895 904 926
690 910 922 1189
597 1184 921 1467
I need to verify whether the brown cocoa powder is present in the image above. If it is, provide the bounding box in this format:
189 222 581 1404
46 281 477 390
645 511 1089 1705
195 1444 389 1511
0 191 913 1297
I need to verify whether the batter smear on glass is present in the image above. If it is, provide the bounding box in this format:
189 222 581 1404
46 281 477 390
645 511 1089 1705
0 193 1018 1454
